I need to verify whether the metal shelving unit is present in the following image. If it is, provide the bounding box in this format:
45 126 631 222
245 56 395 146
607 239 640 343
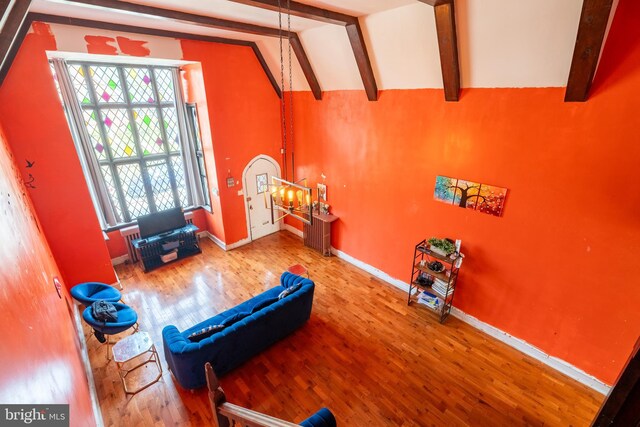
408 239 462 323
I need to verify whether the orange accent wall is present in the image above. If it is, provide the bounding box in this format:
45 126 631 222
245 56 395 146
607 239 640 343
181 63 225 242
180 40 283 245
0 28 116 288
0 122 96 425
288 3 640 385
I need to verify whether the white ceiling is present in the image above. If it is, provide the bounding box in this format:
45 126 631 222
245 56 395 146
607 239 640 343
30 0 621 92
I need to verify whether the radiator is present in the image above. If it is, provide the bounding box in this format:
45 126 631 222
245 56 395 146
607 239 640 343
303 214 336 257
120 211 194 263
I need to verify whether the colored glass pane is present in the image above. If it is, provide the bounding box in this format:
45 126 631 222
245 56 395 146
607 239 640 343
90 65 124 103
162 107 181 152
155 69 174 102
133 108 164 156
124 67 155 104
83 109 106 160
68 64 92 105
102 108 136 158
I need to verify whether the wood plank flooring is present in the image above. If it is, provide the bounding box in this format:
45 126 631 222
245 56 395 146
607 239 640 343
86 231 604 426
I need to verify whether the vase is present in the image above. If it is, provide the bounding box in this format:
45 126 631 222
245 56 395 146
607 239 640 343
429 245 448 257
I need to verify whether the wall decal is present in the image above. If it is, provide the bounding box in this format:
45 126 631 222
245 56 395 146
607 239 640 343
26 159 35 168
25 173 36 189
434 176 508 217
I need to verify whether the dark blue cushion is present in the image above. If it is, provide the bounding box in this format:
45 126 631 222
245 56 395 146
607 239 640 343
188 324 225 342
221 312 250 327
301 408 337 427
278 282 302 299
251 297 278 314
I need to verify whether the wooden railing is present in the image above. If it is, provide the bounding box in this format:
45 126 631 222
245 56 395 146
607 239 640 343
205 363 300 427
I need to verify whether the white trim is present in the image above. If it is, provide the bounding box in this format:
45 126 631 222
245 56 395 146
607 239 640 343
111 254 129 266
200 231 251 251
241 154 282 242
201 231 227 250
283 224 303 238
449 307 611 395
330 247 611 394
71 302 105 427
226 237 252 250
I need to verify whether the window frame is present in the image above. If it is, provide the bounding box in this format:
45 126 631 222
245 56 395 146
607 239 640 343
66 61 195 224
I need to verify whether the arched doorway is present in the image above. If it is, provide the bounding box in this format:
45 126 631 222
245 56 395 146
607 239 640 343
242 155 281 241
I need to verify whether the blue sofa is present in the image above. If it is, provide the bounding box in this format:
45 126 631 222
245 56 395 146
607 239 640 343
162 272 315 389
301 408 337 427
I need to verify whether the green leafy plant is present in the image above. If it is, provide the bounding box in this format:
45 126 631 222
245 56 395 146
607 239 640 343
427 237 456 255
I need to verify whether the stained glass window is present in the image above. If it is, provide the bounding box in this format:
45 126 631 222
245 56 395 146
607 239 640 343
60 61 206 224
90 65 125 103
256 173 268 194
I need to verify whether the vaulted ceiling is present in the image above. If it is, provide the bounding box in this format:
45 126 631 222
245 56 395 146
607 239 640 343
1 0 621 101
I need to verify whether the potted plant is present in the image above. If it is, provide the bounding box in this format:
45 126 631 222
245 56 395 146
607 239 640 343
427 237 456 257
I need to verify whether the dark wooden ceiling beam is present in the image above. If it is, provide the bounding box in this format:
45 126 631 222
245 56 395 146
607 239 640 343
416 0 460 101
433 0 460 101
345 21 377 101
229 0 378 100
1 0 13 21
564 0 615 102
20 13 282 98
66 0 320 99
0 0 32 85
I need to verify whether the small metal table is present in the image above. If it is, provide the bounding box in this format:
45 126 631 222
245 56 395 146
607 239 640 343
112 332 162 395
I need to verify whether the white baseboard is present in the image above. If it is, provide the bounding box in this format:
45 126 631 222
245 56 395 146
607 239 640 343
201 231 251 251
330 247 611 394
202 231 226 250
449 307 611 394
111 254 129 266
227 237 251 250
283 224 303 238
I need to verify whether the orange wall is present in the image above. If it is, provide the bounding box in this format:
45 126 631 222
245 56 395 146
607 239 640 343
289 3 640 385
182 63 225 242
181 40 283 245
0 25 116 288
0 122 96 426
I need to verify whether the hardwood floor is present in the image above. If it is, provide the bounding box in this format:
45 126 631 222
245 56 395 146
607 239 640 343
86 231 604 426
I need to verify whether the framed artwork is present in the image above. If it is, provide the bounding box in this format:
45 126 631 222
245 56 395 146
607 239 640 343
434 175 508 217
317 183 327 202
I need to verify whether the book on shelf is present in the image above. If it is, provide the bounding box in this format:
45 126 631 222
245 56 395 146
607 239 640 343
431 279 453 298
417 291 441 310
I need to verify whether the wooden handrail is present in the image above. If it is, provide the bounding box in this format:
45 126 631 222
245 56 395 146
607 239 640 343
205 363 301 427
218 403 300 427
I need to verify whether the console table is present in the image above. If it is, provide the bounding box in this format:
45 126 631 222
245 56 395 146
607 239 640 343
303 213 338 256
132 224 201 272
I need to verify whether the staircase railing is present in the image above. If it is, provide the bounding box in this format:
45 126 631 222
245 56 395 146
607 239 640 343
205 362 301 427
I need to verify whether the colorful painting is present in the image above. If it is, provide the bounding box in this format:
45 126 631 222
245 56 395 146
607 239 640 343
434 175 508 217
